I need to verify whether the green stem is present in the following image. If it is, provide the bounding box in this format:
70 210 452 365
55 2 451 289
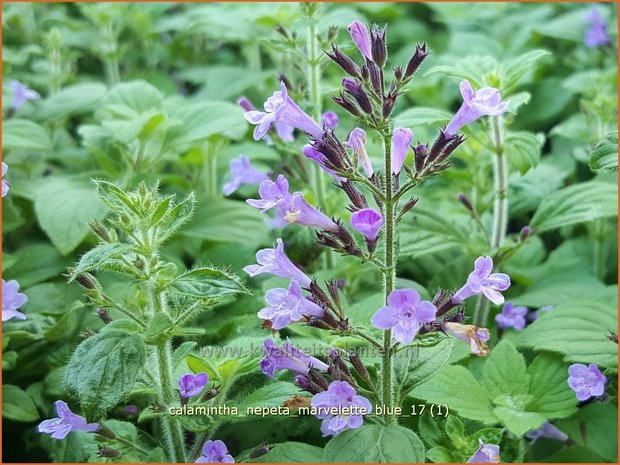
205 143 219 198
103 24 120 87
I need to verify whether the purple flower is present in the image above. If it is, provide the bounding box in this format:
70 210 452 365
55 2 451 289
350 208 383 241
528 304 553 322
257 279 324 329
584 6 610 47
452 256 510 306
10 80 40 111
178 372 209 399
244 82 323 141
567 363 607 401
38 401 99 440
322 111 339 130
467 440 500 463
526 422 569 443
246 175 292 212
347 21 372 60
222 155 270 196
244 238 311 288
311 380 372 437
2 162 9 197
2 279 27 321
495 302 527 330
444 80 510 137
285 193 339 232
274 121 295 142
237 96 255 112
195 440 234 463
303 144 345 184
443 322 490 357
371 289 437 344
260 339 328 378
346 128 373 177
391 128 413 174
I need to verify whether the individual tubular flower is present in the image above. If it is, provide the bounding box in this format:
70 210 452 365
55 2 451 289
195 440 234 463
467 440 500 463
342 78 372 114
322 111 339 130
246 175 291 211
38 401 99 439
371 289 437 344
370 25 387 68
311 380 372 437
404 43 430 80
525 422 569 443
2 162 9 197
260 339 328 378
222 155 270 196
244 82 323 141
178 372 209 399
444 80 510 137
350 208 383 253
495 302 527 330
584 6 610 48
443 322 490 356
391 128 413 174
326 45 360 78
567 363 607 401
257 279 324 330
285 193 339 232
303 145 345 184
244 238 311 288
347 21 372 60
346 128 373 177
452 256 510 305
2 279 27 321
10 80 40 111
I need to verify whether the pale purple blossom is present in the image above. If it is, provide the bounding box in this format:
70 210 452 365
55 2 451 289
260 339 328 378
2 279 27 321
346 128 373 177
567 363 607 401
244 82 323 141
391 128 413 174
444 80 510 137
38 401 99 440
584 6 610 47
347 21 372 60
350 208 383 241
322 111 339 130
222 155 269 196
195 440 234 463
10 80 40 111
178 372 209 398
244 238 311 288
467 440 500 463
246 175 291 212
526 422 569 443
285 193 339 232
311 380 372 437
238 94 295 142
371 289 437 344
2 162 9 197
452 256 510 306
495 302 527 330
303 144 345 184
443 322 490 357
257 279 324 329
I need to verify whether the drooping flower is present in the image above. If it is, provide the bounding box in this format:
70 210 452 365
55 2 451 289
222 156 270 196
2 162 9 197
347 21 372 60
311 380 372 437
257 279 325 329
443 322 490 357
38 401 99 440
243 82 323 141
246 175 292 212
350 208 383 241
195 440 234 463
346 128 373 177
444 80 510 137
495 302 527 330
567 363 607 401
391 128 413 174
371 289 437 344
10 80 40 111
525 422 569 443
452 256 510 306
303 144 345 184
2 279 27 321
260 339 328 378
178 372 209 399
244 238 311 288
584 6 610 48
322 111 339 130
467 440 500 463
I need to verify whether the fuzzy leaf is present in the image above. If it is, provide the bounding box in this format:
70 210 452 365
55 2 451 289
2 385 39 422
168 267 247 300
589 130 618 172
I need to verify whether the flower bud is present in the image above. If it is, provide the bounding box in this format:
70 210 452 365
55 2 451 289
520 225 532 241
98 447 121 458
326 45 360 77
366 58 384 95
76 273 98 290
237 96 256 112
414 144 428 172
328 349 354 383
349 352 371 383
457 193 475 214
370 25 387 68
404 43 430 79
96 307 112 324
326 280 342 310
342 78 372 114
332 92 362 117
89 221 111 242
339 180 369 211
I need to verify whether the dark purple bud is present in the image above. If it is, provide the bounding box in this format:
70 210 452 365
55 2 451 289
332 92 362 117
97 307 112 324
328 348 354 383
98 447 121 458
326 280 342 310
457 193 475 213
520 225 532 241
309 280 333 310
433 289 458 317
124 405 138 416
399 197 419 219
294 374 312 392
349 352 371 383
366 58 384 95
414 144 428 172
393 66 404 82
307 367 330 392
316 231 344 251
76 273 98 290
275 24 290 39
89 221 111 242
336 279 346 289
96 423 116 440
382 93 397 118
313 131 352 171
360 65 370 81
237 96 256 112
370 25 387 68
404 43 430 79
326 45 360 77
339 180 369 211
428 131 465 163
342 78 373 114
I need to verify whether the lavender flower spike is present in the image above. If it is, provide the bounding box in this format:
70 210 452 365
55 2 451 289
303 144 345 184
244 238 312 288
286 193 339 232
567 363 607 401
443 322 490 356
178 372 209 398
257 278 324 329
444 80 509 137
495 302 528 330
322 111 339 130
222 155 269 196
467 440 500 463
347 128 373 177
526 422 569 443
371 289 437 344
246 175 292 212
584 6 610 48
2 162 9 197
452 256 510 305
38 401 99 439
2 279 27 321
350 208 383 241
195 440 234 463
10 80 40 111
391 128 413 174
260 339 328 377
244 82 323 141
347 21 373 60
311 380 372 437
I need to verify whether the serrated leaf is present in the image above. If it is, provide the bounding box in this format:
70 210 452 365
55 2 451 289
504 131 544 174
70 243 131 278
501 50 550 92
589 131 618 172
169 267 246 300
399 209 469 258
399 337 454 393
483 340 530 399
527 353 577 420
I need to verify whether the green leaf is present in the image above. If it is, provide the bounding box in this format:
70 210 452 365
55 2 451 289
169 267 247 300
504 131 544 174
65 331 146 419
2 384 39 422
426 446 454 463
483 340 530 399
253 442 324 463
9 243 72 287
399 209 469 258
235 382 301 412
399 337 454 393
323 425 425 463
500 50 550 92
589 130 618 172
41 430 98 462
518 300 617 368
36 83 107 120
530 181 618 233
157 193 196 243
70 243 132 278
2 118 52 152
526 353 578 420
393 107 452 129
